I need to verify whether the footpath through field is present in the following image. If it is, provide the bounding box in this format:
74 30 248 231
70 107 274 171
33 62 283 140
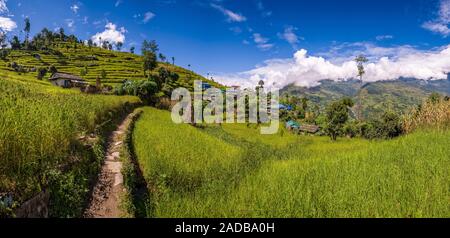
84 110 140 218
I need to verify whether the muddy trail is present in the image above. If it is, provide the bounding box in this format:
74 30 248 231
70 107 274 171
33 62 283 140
84 110 140 218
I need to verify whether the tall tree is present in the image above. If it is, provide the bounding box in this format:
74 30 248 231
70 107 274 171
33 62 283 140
171 56 175 65
143 51 157 76
87 39 93 48
0 33 6 49
116 42 123 51
24 18 31 43
159 53 166 62
141 40 159 54
10 36 21 50
355 55 368 121
258 80 265 88
130 46 135 54
59 28 65 41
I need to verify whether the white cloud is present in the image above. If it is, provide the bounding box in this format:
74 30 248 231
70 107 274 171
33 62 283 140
376 35 394 41
115 0 122 7
211 3 246 22
256 1 272 18
422 21 450 36
70 4 80 14
422 0 450 36
253 33 274 51
65 19 75 29
0 0 8 13
0 16 16 32
278 26 301 48
82 16 88 24
143 11 155 23
91 22 126 45
214 44 450 89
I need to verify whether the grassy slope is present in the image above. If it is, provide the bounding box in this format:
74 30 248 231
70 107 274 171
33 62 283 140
0 70 140 215
133 107 449 218
1 41 221 89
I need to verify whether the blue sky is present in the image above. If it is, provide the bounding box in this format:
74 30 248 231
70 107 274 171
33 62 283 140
1 0 449 87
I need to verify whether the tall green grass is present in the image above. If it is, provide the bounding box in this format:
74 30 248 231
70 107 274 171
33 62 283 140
133 107 450 218
0 77 140 206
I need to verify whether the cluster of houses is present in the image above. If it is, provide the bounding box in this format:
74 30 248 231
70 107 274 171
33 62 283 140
280 103 320 135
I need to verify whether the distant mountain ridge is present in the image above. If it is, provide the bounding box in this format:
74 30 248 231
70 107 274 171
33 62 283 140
281 76 450 118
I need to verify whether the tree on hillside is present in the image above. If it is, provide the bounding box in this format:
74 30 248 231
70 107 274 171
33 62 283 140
171 56 175 65
159 53 166 62
116 42 123 51
258 80 265 89
156 67 179 94
37 67 48 80
49 65 58 75
355 55 368 121
142 40 159 54
10 36 21 50
87 39 93 48
59 28 65 41
24 18 31 43
0 33 7 49
130 46 135 54
325 97 354 141
143 51 157 76
102 41 109 49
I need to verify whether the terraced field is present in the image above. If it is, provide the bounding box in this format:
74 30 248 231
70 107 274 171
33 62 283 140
0 70 141 217
132 107 450 218
1 41 220 90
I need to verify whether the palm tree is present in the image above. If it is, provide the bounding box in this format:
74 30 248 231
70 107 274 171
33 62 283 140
355 55 368 121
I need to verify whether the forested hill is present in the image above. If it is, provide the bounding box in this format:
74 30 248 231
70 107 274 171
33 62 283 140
281 77 450 117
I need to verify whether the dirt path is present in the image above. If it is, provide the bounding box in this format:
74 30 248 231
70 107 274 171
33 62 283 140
84 111 138 218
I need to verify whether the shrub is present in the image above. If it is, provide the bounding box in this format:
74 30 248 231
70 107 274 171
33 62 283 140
325 97 354 140
37 67 48 80
358 111 403 140
49 65 58 75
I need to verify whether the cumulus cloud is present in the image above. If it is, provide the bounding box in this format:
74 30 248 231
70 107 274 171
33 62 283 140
91 22 126 45
422 0 450 36
143 11 156 23
211 3 246 22
214 44 450 89
0 16 17 32
253 33 274 51
0 0 15 33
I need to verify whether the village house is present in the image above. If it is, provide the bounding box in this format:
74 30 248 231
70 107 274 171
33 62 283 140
49 72 88 88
